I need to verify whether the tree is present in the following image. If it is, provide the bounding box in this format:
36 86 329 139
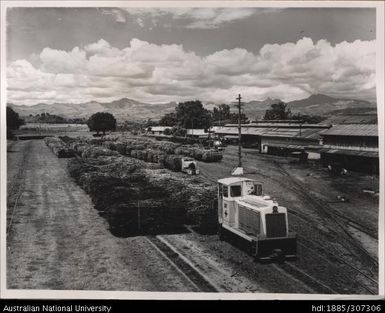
175 100 212 129
212 103 248 125
159 112 178 127
87 112 117 135
171 126 187 137
144 118 158 128
163 128 172 136
213 104 231 122
7 107 24 130
228 112 248 124
7 107 24 139
263 102 291 120
291 113 324 124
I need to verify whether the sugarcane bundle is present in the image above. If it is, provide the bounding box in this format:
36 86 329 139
44 136 75 158
102 141 115 150
163 154 183 172
201 150 223 162
82 146 119 158
113 141 127 155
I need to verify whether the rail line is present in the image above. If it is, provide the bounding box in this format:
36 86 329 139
296 237 378 294
273 262 338 294
272 161 378 267
148 231 335 294
145 235 221 292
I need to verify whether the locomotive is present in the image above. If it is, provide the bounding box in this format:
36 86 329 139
217 176 297 261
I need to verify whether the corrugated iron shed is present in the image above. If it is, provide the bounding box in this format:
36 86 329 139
319 148 378 158
215 126 324 140
321 124 378 137
149 126 171 132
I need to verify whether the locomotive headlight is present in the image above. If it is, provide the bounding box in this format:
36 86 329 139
272 206 278 213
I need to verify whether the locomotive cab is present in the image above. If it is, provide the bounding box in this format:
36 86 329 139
217 177 297 261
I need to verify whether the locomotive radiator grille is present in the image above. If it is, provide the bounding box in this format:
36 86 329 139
265 213 287 238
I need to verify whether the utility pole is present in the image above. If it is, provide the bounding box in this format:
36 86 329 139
236 94 243 167
191 119 194 137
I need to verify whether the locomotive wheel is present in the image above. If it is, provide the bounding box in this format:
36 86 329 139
272 249 284 263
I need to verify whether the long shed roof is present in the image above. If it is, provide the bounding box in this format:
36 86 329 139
215 126 325 140
321 124 378 137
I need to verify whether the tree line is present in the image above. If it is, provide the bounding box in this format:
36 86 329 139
6 99 324 139
152 100 323 132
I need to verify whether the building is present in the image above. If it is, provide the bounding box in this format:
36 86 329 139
259 127 328 159
214 123 330 159
146 126 172 136
186 129 210 139
319 124 379 174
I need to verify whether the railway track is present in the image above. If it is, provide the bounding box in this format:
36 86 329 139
149 228 351 294
296 237 378 294
278 211 377 294
273 262 338 294
145 235 221 292
271 161 377 239
272 161 378 268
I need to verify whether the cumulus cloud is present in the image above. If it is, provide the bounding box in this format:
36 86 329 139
6 37 376 106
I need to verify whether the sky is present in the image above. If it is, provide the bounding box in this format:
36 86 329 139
6 6 377 106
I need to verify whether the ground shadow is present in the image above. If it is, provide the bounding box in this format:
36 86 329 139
107 222 190 238
191 225 218 235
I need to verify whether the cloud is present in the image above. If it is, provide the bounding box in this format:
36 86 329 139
102 8 276 29
40 47 87 73
7 37 376 106
100 8 126 23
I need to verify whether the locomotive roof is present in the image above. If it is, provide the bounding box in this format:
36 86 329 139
218 176 255 185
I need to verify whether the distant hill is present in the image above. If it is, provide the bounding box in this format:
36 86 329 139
287 94 377 124
8 98 176 122
321 107 378 124
287 94 376 116
8 94 377 124
242 97 283 120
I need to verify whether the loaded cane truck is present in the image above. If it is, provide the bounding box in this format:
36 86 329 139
217 177 297 261
181 157 200 175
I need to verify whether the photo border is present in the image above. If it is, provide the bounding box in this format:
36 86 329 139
1 0 384 300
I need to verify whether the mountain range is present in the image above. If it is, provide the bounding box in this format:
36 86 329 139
241 94 376 120
8 94 377 123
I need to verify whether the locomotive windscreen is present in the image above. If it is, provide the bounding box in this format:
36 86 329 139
265 213 287 238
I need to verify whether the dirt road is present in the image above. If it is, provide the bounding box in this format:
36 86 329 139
6 140 198 291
